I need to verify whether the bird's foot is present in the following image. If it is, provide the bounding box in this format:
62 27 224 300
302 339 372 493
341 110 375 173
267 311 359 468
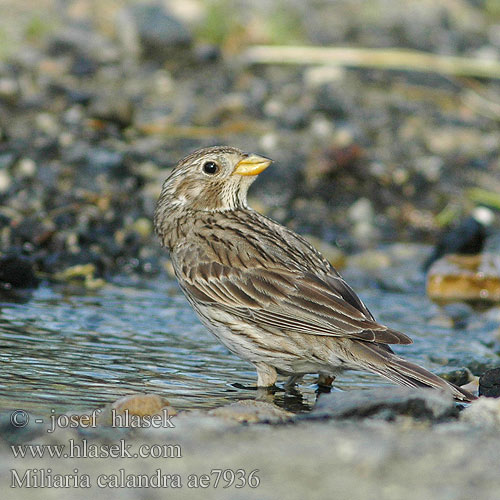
316 373 335 393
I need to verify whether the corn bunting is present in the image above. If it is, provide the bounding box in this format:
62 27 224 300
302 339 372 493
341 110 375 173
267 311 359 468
154 146 473 401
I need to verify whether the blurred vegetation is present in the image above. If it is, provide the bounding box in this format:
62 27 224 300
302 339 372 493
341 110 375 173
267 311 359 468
195 0 306 48
0 0 499 59
24 14 58 42
486 0 500 19
195 0 242 46
264 2 305 45
0 2 60 60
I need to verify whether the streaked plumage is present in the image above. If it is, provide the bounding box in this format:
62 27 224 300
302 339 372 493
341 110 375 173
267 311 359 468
154 146 474 401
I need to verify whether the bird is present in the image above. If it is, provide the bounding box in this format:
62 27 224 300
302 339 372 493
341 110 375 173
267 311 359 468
423 207 494 271
154 146 474 402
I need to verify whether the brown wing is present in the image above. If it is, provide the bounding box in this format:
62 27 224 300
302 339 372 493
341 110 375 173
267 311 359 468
175 257 412 346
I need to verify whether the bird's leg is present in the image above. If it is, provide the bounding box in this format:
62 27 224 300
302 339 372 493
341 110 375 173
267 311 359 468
255 387 277 403
317 373 335 388
255 362 278 387
284 374 303 389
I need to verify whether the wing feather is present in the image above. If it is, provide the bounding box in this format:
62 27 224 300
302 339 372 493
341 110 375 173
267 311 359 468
177 258 412 345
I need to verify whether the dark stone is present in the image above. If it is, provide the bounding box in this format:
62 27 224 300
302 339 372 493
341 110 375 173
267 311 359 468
88 95 134 128
194 44 221 63
423 214 490 272
0 411 44 445
440 368 472 387
0 213 11 227
479 368 500 398
282 106 309 130
313 84 348 118
0 255 38 289
70 53 98 77
466 360 500 377
11 217 51 245
126 4 192 59
302 387 457 422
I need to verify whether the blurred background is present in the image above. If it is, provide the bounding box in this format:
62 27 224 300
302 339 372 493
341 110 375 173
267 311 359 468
0 0 499 413
0 0 499 281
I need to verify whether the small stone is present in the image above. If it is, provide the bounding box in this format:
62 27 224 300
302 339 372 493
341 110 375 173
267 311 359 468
89 95 134 128
460 378 479 395
111 393 176 418
208 400 293 424
86 148 124 171
0 170 12 193
16 158 37 178
194 44 221 62
310 115 334 138
305 387 457 422
479 368 500 398
53 264 105 290
440 368 474 387
348 198 373 224
427 253 500 304
282 106 308 129
0 77 19 103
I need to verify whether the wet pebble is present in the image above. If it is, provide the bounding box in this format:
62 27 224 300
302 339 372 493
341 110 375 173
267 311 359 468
479 368 500 398
427 254 500 304
88 94 134 128
0 254 38 289
111 393 177 418
302 387 457 422
440 368 474 387
207 400 293 424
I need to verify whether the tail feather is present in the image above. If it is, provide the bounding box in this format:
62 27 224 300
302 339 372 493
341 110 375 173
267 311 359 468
352 342 475 402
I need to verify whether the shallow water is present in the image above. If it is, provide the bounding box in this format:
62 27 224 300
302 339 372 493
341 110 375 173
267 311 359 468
1 253 499 416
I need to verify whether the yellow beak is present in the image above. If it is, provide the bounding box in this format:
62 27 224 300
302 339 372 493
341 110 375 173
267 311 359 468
233 154 272 176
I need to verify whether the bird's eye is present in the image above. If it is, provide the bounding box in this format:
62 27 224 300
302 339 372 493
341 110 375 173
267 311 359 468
203 161 219 175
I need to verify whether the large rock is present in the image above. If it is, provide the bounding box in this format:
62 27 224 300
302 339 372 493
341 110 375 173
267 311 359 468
479 368 500 398
0 254 38 289
427 253 500 304
303 387 457 422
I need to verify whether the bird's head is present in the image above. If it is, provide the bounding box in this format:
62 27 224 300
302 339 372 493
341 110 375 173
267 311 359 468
154 146 272 244
156 146 272 213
